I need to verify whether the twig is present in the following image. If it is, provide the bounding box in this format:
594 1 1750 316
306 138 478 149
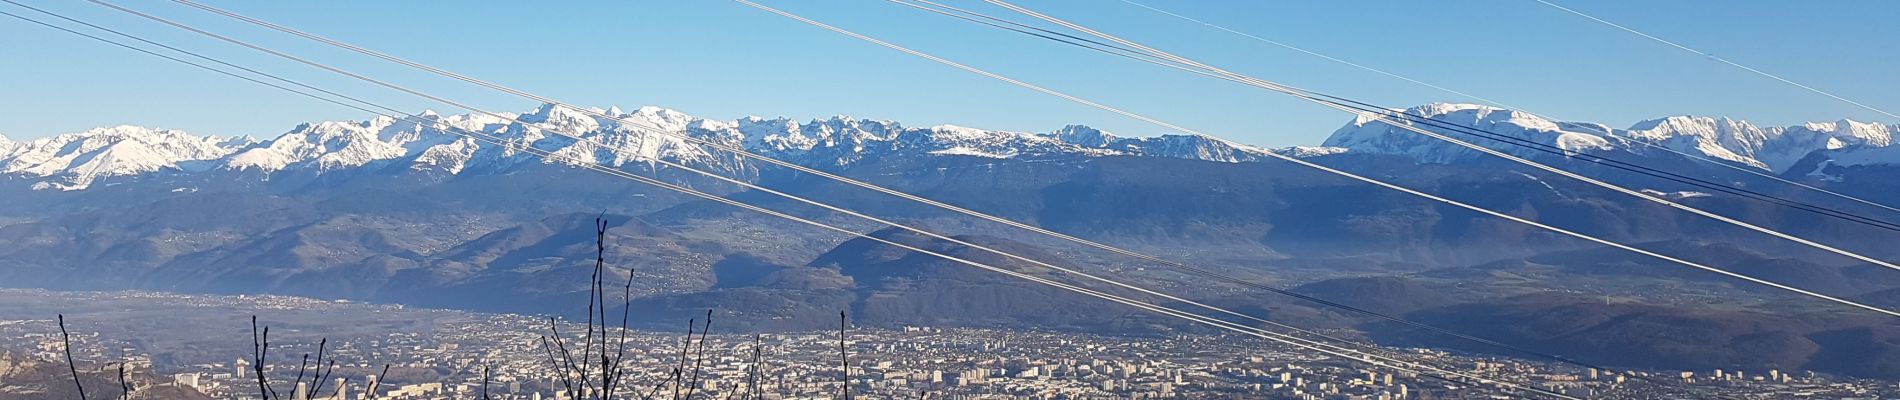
752 334 763 400
725 333 763 400
672 319 693 400
607 250 635 399
579 229 601 400
568 216 616 400
251 316 273 400
326 377 348 400
481 365 491 400
540 336 574 398
116 363 129 400
311 360 337 399
364 364 389 400
291 353 309 397
684 310 712 400
840 311 850 400
591 217 610 400
58 315 88 400
547 318 582 400
641 372 673 400
307 339 332 397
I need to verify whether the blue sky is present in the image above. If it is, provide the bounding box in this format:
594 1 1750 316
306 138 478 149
1 1 1895 147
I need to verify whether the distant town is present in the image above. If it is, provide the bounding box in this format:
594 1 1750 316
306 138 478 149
2 290 1895 400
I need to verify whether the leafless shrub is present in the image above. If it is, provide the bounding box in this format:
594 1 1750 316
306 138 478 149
246 316 344 400
543 217 652 400
544 218 763 400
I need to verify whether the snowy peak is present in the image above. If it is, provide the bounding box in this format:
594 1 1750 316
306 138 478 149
1622 116 1775 169
1324 103 1610 165
6 104 1307 191
224 117 421 172
739 115 902 157
0 134 17 163
15 102 1900 193
1044 125 1287 162
1051 125 1117 148
0 125 243 190
1791 119 1895 149
1619 116 1900 172
1322 103 1900 174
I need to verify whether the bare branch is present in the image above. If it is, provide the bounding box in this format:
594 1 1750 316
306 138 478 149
291 353 309 396
540 335 574 398
684 311 713 400
547 318 581 400
59 314 88 400
364 364 389 400
750 334 762 400
116 363 129 400
251 316 273 400
840 311 850 400
308 339 331 396
672 319 693 400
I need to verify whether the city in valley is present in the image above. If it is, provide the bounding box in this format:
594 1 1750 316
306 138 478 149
1 289 1892 400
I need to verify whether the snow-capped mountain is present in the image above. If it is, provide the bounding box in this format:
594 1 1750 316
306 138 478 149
1324 103 1900 174
1324 103 1614 165
220 105 744 176
1047 125 1283 162
0 125 249 190
0 104 1286 191
10 107 1900 382
16 102 1897 192
734 117 1279 166
1621 116 1898 172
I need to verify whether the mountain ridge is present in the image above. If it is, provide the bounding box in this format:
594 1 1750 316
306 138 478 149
12 102 1900 191
6 105 1900 379
1 104 1305 191
1326 103 1900 174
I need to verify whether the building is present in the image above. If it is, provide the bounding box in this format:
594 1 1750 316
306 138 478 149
174 372 201 389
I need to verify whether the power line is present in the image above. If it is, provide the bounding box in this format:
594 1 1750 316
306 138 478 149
732 0 1900 319
52 0 1485 383
888 0 1900 318
897 0 1900 238
133 2 1884 396
803 3 1653 380
52 0 1862 396
980 0 1900 276
1533 0 1900 121
78 0 1396 367
69 2 1566 393
158 0 1818 391
1118 0 1527 113
157 0 1648 377
0 0 1793 396
1121 0 1900 219
0 9 1575 397
1617 137 1900 215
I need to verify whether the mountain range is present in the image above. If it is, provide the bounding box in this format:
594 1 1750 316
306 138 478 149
5 103 1899 192
0 104 1305 192
5 103 1900 378
1327 103 1900 174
